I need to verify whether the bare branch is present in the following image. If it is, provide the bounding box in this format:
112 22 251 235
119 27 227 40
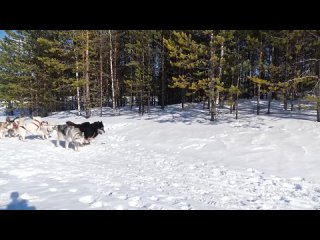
307 30 320 39
295 59 319 64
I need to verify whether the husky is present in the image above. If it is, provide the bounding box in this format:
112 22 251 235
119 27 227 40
0 121 9 138
16 117 55 141
66 121 105 143
54 124 85 151
0 117 18 138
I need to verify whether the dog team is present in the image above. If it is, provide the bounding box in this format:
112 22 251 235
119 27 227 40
0 116 105 151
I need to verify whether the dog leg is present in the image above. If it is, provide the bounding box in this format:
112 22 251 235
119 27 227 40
56 135 60 147
74 142 79 151
65 140 69 150
83 138 91 145
21 130 26 141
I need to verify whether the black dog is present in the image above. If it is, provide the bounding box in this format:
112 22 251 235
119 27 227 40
66 121 105 141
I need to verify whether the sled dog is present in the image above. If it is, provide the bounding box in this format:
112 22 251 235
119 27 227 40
54 124 85 151
66 121 105 143
16 117 54 140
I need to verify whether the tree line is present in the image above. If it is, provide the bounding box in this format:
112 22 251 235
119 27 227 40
0 30 319 120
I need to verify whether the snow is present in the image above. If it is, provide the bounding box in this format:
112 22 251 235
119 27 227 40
1 100 320 209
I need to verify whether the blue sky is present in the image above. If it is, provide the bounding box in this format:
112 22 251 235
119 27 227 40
0 30 6 39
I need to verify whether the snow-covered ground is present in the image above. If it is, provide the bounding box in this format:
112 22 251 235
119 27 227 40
1 100 320 210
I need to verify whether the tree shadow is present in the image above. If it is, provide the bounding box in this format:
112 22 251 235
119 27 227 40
123 104 213 125
237 99 316 122
2 192 36 210
47 99 318 126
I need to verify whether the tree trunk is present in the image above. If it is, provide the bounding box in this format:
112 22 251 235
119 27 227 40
161 37 166 110
219 95 224 109
257 84 260 115
317 61 320 122
210 95 215 121
114 31 120 110
147 90 150 114
291 90 294 111
141 52 145 115
209 32 216 121
267 92 271 114
75 55 81 116
140 89 143 115
35 92 38 117
202 97 206 109
99 31 103 117
130 84 133 110
85 30 90 119
106 66 109 108
216 91 220 107
317 85 320 122
72 30 81 116
129 67 133 110
267 46 273 115
181 89 185 110
236 62 241 120
217 40 224 107
284 42 288 111
109 30 116 114
7 101 14 116
284 93 288 111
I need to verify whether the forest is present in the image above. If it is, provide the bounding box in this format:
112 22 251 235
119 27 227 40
0 30 319 121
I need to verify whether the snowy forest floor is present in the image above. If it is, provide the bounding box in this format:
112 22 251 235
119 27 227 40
1 100 320 210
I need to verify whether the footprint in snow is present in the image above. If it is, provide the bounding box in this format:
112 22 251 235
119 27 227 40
130 196 141 201
148 204 162 210
114 205 124 210
79 195 94 204
128 196 142 208
117 195 128 200
90 201 103 208
39 183 49 187
59 180 69 183
0 179 9 185
179 203 191 210
221 196 230 201
149 196 159 201
69 188 78 193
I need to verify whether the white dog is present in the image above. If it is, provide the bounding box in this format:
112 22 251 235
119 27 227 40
15 117 55 141
0 117 18 138
0 121 9 138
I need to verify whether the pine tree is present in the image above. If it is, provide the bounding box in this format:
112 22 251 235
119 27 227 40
0 30 35 115
124 30 159 115
164 31 208 110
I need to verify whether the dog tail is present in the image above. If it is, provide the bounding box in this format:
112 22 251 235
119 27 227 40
66 121 77 127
